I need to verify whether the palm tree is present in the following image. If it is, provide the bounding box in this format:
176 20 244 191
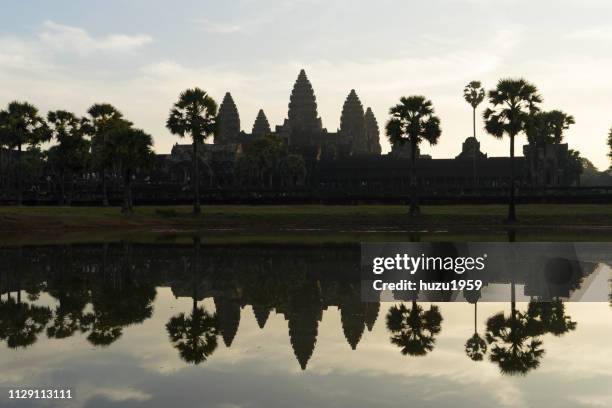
166 88 218 214
525 300 576 337
386 96 442 215
85 103 126 206
485 309 544 375
547 110 575 144
166 305 219 364
107 126 155 213
465 300 487 361
0 102 50 204
47 110 91 204
463 81 485 185
386 301 443 356
483 79 542 222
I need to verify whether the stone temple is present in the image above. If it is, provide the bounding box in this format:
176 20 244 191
163 69 580 191
208 69 383 161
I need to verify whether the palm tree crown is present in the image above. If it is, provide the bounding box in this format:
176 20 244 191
463 81 485 110
483 79 542 139
386 96 441 147
166 88 218 143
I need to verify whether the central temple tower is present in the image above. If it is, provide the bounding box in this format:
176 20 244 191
286 69 323 136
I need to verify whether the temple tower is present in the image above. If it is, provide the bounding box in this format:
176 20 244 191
340 90 367 154
287 69 323 135
364 107 382 155
216 92 241 144
252 109 271 137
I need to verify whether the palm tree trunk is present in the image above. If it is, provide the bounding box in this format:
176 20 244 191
122 170 131 213
193 141 201 214
16 143 22 205
409 140 419 215
474 302 478 333
472 107 477 186
508 134 517 222
102 167 109 207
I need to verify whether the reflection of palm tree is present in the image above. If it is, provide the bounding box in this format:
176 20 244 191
526 300 576 336
0 297 51 348
465 302 487 361
485 310 544 375
166 236 219 364
386 301 442 356
166 305 218 364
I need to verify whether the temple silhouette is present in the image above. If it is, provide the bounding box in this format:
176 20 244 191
0 243 603 371
163 69 579 193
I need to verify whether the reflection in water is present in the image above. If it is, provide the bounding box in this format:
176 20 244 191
386 301 442 356
0 242 608 381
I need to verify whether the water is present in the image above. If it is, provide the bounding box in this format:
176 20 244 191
0 243 611 408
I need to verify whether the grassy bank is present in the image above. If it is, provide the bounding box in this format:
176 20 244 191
0 204 610 245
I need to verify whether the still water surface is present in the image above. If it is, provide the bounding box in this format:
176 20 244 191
0 243 611 408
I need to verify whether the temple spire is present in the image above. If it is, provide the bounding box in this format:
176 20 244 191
287 69 322 134
364 107 381 155
252 109 271 137
340 89 367 154
216 92 241 144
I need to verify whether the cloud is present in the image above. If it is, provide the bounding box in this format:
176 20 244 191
194 18 244 34
39 20 152 54
89 387 152 402
566 26 612 41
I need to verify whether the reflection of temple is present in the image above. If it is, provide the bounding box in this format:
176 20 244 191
0 244 604 369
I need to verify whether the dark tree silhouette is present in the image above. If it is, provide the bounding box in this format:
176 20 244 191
0 101 50 204
386 96 441 215
85 103 126 206
166 305 219 364
607 127 612 169
463 81 485 185
46 110 91 204
483 79 542 222
0 297 52 348
386 301 443 356
166 88 218 214
485 310 544 375
107 126 155 212
525 300 576 337
465 301 487 361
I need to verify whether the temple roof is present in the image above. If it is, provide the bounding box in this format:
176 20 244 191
217 92 241 144
364 107 382 155
252 109 271 137
287 69 322 134
340 90 367 154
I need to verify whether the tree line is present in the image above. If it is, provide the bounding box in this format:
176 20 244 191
2 79 611 218
386 78 607 221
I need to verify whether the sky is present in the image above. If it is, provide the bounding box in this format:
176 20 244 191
1 0 611 170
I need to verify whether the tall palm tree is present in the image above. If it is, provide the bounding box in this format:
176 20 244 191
547 110 575 144
485 309 544 375
166 88 218 214
386 301 443 356
463 81 485 185
85 103 126 206
465 300 487 361
386 96 442 215
0 102 50 204
483 79 542 222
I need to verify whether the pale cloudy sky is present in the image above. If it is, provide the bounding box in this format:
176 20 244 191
1 0 611 169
